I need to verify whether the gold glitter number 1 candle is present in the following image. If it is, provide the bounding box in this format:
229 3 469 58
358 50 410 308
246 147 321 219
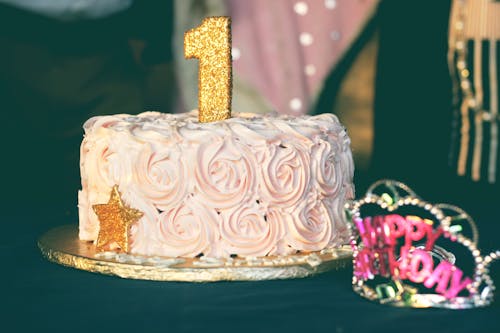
184 17 232 123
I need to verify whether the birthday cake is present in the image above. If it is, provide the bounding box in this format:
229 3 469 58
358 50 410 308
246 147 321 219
78 110 354 258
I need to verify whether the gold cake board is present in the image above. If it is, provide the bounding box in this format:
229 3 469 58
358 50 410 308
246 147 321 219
38 225 352 282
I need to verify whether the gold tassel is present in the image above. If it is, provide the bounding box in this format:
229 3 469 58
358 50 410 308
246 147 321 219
488 39 498 183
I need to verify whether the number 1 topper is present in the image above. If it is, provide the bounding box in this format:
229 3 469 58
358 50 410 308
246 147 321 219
184 16 232 123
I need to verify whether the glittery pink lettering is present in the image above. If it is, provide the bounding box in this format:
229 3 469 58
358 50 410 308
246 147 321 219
355 214 472 298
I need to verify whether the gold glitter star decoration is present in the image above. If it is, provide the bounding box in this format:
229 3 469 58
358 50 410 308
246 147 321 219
92 185 143 253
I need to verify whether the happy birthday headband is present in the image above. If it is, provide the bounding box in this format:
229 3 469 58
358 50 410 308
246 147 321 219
347 180 499 309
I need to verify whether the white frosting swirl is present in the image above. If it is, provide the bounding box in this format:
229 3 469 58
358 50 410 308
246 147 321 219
195 137 257 209
312 139 342 196
78 190 94 240
125 188 161 255
79 111 354 257
322 196 351 245
135 142 188 211
340 138 355 200
260 141 310 210
285 193 333 251
219 202 285 257
157 199 220 257
80 134 115 190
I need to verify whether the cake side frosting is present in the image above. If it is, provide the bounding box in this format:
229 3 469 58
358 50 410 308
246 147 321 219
78 111 354 257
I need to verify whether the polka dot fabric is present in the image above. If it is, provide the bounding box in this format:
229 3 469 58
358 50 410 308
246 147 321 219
228 0 378 115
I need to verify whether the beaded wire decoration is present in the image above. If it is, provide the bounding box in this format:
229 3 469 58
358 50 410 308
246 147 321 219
348 180 499 309
448 0 500 183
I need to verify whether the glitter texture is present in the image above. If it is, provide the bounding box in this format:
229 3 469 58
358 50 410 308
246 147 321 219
92 185 143 252
185 17 232 123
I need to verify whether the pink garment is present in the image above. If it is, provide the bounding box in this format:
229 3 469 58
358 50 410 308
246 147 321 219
229 0 378 115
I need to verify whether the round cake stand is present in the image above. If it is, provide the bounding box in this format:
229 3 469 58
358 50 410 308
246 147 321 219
38 225 352 282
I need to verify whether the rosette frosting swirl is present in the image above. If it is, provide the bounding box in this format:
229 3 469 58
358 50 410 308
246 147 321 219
81 135 115 190
312 140 342 197
220 202 285 257
260 141 310 210
285 195 334 251
322 196 351 245
157 199 220 257
135 143 188 211
79 111 354 258
195 137 257 209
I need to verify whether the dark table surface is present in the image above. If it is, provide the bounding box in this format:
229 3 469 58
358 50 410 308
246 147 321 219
2 201 499 333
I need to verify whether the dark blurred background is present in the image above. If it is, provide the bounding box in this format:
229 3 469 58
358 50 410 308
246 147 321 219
0 2 175 212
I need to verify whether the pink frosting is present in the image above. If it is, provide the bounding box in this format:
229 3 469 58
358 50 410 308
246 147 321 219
260 141 310 210
312 140 342 197
79 111 354 257
135 143 188 211
156 199 220 257
195 137 257 209
285 194 334 251
219 202 286 257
